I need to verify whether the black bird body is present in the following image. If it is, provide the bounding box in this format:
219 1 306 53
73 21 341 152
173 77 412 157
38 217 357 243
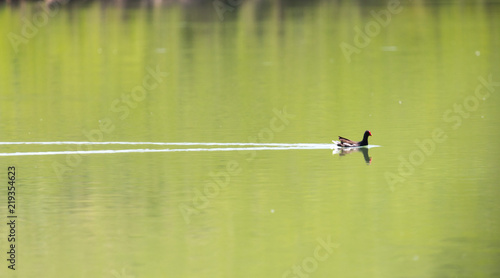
336 130 372 147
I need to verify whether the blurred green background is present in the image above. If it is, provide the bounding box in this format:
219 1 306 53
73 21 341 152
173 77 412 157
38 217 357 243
0 0 499 277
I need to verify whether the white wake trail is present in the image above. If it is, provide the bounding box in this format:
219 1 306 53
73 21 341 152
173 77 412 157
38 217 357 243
0 141 331 147
0 145 334 157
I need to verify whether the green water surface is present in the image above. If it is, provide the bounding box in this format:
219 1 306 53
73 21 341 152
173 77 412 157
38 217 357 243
0 1 499 277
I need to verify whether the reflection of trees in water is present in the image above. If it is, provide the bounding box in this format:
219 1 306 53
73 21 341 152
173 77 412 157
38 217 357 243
5 0 326 8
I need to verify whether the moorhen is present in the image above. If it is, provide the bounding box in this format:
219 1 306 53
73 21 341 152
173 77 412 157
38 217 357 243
335 130 372 147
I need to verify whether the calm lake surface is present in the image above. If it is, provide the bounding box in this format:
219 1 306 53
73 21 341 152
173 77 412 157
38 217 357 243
1 1 499 277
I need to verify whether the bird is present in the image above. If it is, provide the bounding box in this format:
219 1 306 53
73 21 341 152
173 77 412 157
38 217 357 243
334 130 372 147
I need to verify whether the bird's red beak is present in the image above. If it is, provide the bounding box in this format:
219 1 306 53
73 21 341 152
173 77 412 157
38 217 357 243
369 131 372 136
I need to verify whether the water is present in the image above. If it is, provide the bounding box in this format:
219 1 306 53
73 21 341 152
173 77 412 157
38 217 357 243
1 1 499 277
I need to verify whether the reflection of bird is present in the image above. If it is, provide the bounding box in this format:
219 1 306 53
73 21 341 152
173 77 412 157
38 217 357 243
335 130 372 147
337 147 372 165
